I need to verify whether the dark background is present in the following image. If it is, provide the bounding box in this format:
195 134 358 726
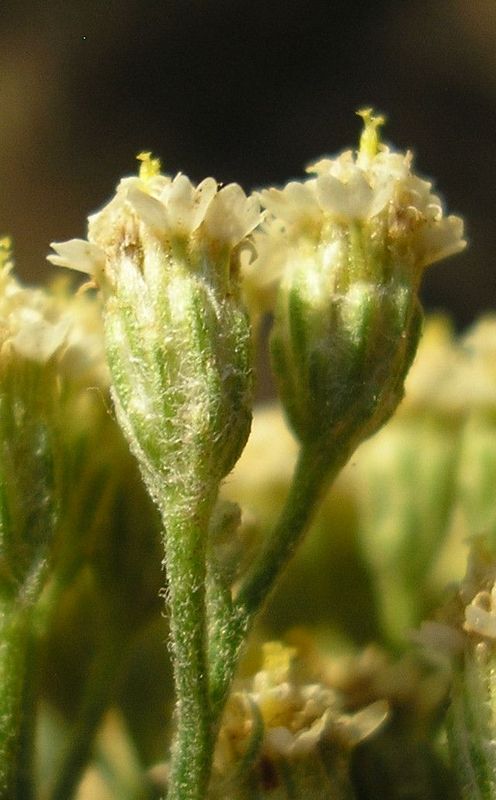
1 0 495 326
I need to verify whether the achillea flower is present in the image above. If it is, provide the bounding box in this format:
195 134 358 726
429 541 496 800
252 109 464 292
0 237 111 612
249 110 466 450
48 153 260 295
48 155 261 495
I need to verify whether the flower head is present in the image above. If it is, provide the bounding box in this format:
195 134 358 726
48 155 261 499
251 111 466 450
48 153 260 294
252 109 465 294
0 239 111 604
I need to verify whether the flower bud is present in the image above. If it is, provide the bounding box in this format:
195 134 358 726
49 155 261 503
253 110 466 453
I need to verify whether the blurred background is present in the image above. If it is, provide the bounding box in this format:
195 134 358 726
0 0 494 326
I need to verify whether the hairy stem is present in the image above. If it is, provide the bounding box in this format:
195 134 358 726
162 493 216 800
12 621 39 800
208 439 350 716
0 602 31 800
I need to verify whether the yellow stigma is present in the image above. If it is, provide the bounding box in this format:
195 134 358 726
357 108 385 158
137 151 162 182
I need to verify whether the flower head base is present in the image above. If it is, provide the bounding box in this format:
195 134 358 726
253 111 466 450
49 155 261 498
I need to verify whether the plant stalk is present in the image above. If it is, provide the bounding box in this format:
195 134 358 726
209 439 350 716
162 493 216 800
0 601 31 800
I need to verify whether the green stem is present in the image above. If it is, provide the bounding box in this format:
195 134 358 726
446 646 496 800
236 445 342 615
0 602 31 800
50 631 128 800
209 440 350 715
12 620 39 800
205 540 236 717
162 495 215 800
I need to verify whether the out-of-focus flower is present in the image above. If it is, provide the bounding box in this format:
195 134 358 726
455 317 496 552
347 316 465 643
213 640 387 797
1 237 107 384
458 316 496 410
0 237 110 609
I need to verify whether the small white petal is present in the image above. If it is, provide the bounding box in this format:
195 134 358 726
336 701 389 746
316 171 374 220
47 239 105 275
192 177 218 222
306 156 334 176
260 181 320 224
307 150 355 179
161 174 217 235
127 187 168 233
291 710 330 755
162 174 196 234
88 177 141 244
204 184 261 246
415 214 466 268
265 727 295 757
11 317 70 362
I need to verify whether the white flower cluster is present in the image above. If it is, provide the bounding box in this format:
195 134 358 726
48 153 261 288
243 110 466 315
262 113 464 263
0 238 107 383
